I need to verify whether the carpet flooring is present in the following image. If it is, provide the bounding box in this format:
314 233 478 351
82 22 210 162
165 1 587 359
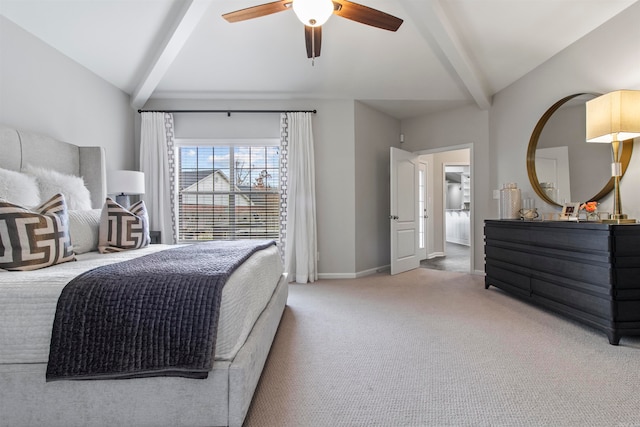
244 268 640 427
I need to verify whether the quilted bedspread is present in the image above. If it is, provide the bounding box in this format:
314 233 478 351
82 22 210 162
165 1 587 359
46 240 275 381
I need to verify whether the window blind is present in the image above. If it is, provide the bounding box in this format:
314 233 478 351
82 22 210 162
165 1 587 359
177 143 280 241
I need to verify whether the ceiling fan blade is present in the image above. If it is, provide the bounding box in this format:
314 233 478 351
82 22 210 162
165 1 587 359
332 0 403 31
222 0 291 23
304 26 322 59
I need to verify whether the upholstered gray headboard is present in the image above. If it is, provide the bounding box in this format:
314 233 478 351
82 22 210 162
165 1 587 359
0 125 107 209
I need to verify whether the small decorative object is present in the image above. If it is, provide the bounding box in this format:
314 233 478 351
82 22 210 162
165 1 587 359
499 183 521 219
560 202 580 220
519 198 539 221
580 201 599 221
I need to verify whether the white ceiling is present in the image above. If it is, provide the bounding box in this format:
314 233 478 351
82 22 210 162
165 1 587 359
1 0 637 119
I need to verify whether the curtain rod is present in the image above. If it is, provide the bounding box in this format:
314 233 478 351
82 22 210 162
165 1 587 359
137 109 317 115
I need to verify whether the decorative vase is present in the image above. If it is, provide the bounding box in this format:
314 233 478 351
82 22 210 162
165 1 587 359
587 211 599 221
499 183 521 219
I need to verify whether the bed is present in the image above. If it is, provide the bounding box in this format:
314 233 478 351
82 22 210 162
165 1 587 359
0 125 288 427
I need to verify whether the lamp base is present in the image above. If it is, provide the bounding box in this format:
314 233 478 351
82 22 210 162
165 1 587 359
602 215 637 224
115 194 130 209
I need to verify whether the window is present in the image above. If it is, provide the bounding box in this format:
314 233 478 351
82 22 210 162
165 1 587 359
176 140 280 242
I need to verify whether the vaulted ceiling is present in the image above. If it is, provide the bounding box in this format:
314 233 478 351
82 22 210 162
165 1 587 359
1 0 637 118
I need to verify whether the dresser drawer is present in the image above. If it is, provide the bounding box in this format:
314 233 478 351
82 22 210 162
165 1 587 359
531 277 612 319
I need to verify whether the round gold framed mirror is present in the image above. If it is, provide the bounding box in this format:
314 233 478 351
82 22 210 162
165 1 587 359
526 93 634 207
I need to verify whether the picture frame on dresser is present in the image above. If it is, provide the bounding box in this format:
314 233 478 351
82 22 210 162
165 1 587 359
560 202 580 220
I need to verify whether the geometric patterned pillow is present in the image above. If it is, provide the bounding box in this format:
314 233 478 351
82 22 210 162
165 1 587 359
98 197 150 253
0 193 76 271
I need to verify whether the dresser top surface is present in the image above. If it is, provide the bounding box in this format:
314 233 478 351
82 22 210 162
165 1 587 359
485 219 640 231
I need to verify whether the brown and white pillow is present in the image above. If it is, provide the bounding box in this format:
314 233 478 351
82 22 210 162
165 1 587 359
0 193 75 271
98 198 150 253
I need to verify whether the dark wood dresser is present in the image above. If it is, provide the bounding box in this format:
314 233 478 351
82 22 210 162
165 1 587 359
484 219 640 345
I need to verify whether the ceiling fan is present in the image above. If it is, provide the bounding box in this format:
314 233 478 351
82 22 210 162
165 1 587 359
222 0 403 61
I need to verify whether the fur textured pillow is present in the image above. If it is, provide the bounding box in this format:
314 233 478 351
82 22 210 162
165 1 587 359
98 198 150 253
68 209 102 254
0 193 76 271
0 167 40 207
23 165 92 210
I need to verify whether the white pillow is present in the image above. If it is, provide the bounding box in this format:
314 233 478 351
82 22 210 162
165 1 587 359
68 209 102 254
0 167 40 207
23 165 92 210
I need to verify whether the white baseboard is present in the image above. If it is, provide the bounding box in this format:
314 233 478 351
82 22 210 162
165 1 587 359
426 252 445 259
317 264 390 280
356 265 390 278
317 272 357 280
446 238 470 246
317 265 484 280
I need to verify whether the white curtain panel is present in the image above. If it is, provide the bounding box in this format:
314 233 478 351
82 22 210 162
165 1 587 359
283 112 318 283
139 112 177 244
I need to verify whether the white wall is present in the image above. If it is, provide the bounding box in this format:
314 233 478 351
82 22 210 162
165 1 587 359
0 16 134 171
143 98 358 278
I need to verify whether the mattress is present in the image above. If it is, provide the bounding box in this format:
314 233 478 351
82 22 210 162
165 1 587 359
0 243 283 365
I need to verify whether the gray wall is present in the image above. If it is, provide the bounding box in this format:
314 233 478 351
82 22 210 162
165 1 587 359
354 101 400 275
0 16 135 172
490 2 640 221
399 3 640 274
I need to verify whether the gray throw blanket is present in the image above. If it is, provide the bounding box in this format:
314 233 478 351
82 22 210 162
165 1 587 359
46 240 276 381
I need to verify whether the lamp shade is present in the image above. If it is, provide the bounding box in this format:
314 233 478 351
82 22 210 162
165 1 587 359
292 0 334 27
586 90 640 143
107 170 145 195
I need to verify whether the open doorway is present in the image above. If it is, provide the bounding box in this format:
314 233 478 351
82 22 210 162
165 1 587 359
417 146 472 273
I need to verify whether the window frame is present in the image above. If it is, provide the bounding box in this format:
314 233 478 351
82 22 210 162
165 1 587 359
174 138 281 243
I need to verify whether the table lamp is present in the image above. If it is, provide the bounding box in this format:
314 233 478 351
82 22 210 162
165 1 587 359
107 170 145 209
586 90 640 224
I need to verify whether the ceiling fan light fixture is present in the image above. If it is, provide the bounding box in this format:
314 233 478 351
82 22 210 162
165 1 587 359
292 0 334 27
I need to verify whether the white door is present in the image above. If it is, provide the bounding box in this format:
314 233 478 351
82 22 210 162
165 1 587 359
417 162 428 261
390 147 420 275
